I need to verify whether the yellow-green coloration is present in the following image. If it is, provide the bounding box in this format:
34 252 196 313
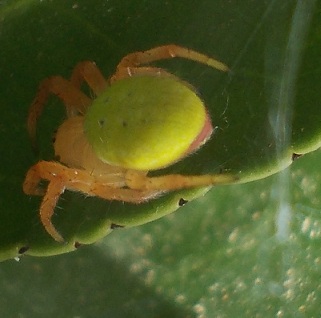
84 76 207 171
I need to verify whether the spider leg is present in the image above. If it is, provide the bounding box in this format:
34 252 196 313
125 170 237 191
70 61 108 96
27 161 158 203
24 161 160 242
113 44 229 81
27 76 92 148
110 66 173 82
23 163 46 196
23 161 66 241
40 180 66 242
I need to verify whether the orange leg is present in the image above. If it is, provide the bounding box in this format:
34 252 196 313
70 61 108 95
27 76 92 147
40 180 66 242
110 66 174 82
111 44 229 82
23 161 159 242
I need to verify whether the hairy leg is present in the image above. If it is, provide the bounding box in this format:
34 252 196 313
23 161 159 241
112 44 229 81
110 66 173 82
70 61 108 95
27 76 91 147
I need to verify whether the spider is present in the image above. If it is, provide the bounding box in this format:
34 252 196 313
23 44 234 242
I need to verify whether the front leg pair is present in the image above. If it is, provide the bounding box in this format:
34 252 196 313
23 161 159 242
27 61 108 147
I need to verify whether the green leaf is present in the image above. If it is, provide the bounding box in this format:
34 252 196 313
2 147 321 316
0 0 320 263
1 0 321 316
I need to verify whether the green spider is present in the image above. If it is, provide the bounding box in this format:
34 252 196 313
23 44 233 242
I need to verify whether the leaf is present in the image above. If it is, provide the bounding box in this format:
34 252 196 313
2 143 321 316
1 0 321 316
0 0 320 263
